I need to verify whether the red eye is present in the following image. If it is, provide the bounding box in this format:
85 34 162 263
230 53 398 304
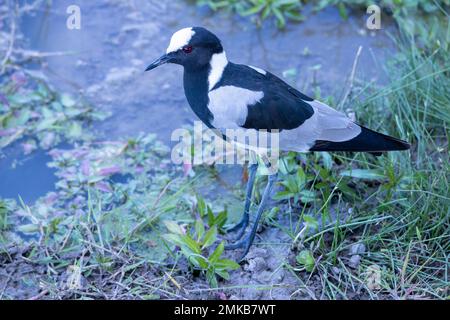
183 46 193 54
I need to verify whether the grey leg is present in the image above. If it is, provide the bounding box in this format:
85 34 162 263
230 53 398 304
226 163 258 241
225 173 277 261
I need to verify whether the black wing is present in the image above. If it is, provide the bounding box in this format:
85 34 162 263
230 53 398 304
213 63 315 130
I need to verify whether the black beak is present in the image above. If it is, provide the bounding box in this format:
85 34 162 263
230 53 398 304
145 53 174 71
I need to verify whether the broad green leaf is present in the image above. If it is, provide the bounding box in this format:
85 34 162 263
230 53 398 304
216 258 240 271
209 241 224 264
162 233 185 248
181 234 201 254
215 269 230 280
202 226 217 249
300 190 316 203
195 219 205 241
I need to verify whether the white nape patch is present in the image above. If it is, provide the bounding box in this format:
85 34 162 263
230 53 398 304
279 100 361 152
208 52 228 91
208 86 263 129
166 28 195 53
249 65 266 75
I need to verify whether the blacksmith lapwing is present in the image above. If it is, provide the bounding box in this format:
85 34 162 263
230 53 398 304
145 27 410 261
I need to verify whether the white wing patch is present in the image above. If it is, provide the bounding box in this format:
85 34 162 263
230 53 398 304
166 28 195 53
208 52 228 91
249 65 267 75
280 100 361 152
208 86 263 129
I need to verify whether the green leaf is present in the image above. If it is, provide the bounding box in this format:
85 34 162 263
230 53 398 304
337 2 348 20
215 258 240 271
163 220 184 235
273 190 295 200
215 269 230 280
241 3 265 16
17 224 40 233
195 219 205 241
202 226 217 249
296 250 315 272
209 241 225 264
162 233 185 248
303 215 319 230
181 234 201 254
273 7 286 28
197 195 207 217
285 10 305 22
36 117 57 132
321 152 333 170
300 190 316 203
60 94 76 108
187 253 208 269
206 269 218 288
340 169 385 180
67 122 83 139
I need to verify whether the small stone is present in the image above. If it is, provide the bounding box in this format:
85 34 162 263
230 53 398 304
331 267 341 275
348 255 361 269
349 243 366 256
246 247 267 260
245 257 267 273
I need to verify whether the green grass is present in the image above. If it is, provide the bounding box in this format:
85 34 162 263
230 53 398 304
270 14 450 299
193 0 448 28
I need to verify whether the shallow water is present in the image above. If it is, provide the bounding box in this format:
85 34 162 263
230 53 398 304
0 146 57 203
0 0 396 202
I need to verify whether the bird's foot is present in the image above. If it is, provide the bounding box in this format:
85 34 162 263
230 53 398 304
225 219 245 233
225 214 249 242
225 235 253 262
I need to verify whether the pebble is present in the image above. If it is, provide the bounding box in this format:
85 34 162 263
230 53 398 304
349 243 366 256
348 255 361 269
244 257 267 273
331 267 341 275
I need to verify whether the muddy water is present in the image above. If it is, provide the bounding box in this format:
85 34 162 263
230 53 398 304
1 0 396 202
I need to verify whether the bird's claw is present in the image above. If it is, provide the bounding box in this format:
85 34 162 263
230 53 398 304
225 214 249 241
225 220 245 233
225 237 252 262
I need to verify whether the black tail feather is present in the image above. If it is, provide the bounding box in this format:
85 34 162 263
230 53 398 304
310 126 410 153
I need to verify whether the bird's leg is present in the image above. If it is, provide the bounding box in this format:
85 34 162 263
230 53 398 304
226 163 258 240
225 173 277 261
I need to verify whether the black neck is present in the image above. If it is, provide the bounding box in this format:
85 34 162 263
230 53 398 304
183 66 214 128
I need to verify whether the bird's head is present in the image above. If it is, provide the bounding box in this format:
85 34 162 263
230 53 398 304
145 27 223 72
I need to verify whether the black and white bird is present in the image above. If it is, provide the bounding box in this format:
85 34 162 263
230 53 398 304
145 27 410 260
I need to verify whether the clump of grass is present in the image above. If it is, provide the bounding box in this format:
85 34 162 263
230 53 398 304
273 13 449 299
